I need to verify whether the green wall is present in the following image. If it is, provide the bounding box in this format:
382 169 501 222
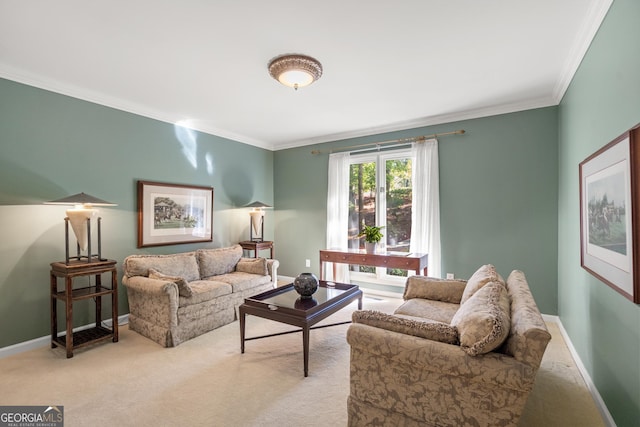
274 106 559 314
0 78 274 348
558 0 640 424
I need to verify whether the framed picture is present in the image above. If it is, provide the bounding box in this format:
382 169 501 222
579 124 640 304
137 180 214 248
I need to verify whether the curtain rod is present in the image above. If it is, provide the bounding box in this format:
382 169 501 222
310 129 465 155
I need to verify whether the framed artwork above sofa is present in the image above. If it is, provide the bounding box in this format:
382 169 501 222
137 180 214 248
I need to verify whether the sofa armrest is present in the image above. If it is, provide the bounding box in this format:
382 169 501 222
403 276 467 303
267 259 279 286
122 276 179 328
123 275 179 296
347 323 537 391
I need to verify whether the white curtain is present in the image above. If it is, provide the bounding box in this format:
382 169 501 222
326 152 350 282
410 139 441 278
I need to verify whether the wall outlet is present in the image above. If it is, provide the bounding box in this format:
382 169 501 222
446 273 455 279
305 259 311 268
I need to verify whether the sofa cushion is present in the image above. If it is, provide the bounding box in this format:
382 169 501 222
124 253 200 282
460 264 503 305
148 268 193 297
236 257 268 276
211 272 272 293
179 280 233 307
403 276 467 303
353 310 459 344
451 281 511 356
197 245 243 278
394 298 459 324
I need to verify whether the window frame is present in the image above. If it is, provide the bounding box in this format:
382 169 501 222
348 148 412 284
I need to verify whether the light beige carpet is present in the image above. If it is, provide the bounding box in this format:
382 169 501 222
0 296 606 426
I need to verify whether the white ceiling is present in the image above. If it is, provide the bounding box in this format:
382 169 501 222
0 1 612 151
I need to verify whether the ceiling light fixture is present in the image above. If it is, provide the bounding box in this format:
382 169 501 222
268 54 323 91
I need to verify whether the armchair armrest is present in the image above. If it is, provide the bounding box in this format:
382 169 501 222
347 323 538 426
403 276 467 303
347 323 537 390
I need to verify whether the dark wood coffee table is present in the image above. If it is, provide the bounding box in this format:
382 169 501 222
239 281 362 377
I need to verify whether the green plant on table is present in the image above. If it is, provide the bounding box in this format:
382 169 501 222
357 223 384 243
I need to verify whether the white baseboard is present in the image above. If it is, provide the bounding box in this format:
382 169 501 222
0 314 129 359
542 314 616 427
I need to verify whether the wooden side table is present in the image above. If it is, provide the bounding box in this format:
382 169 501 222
239 240 274 259
50 259 118 358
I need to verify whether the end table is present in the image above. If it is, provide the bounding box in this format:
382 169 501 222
50 259 119 358
239 240 274 259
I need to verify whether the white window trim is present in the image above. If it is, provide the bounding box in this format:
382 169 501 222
349 148 412 282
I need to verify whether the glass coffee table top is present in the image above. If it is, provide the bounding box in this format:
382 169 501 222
246 281 358 312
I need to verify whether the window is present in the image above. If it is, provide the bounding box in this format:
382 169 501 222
348 149 412 280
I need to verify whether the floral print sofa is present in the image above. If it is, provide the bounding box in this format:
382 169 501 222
346 265 551 427
122 245 278 347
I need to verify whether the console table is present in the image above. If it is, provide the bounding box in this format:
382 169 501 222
319 249 428 280
50 259 118 358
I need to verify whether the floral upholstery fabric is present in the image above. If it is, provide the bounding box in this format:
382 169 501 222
148 268 193 297
123 252 200 282
460 264 504 305
403 276 467 303
353 310 459 344
122 247 279 347
347 268 550 427
180 280 232 306
500 270 552 366
197 245 243 277
394 298 459 324
236 257 268 275
451 281 511 356
209 272 272 293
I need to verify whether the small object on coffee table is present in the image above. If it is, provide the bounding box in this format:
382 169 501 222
293 272 319 299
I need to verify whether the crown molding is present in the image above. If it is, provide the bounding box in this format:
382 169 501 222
275 96 557 150
0 65 272 150
552 0 614 103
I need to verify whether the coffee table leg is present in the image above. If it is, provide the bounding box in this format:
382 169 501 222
303 326 310 377
239 307 246 354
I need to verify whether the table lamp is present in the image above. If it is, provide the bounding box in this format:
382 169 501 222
245 201 271 242
45 192 117 264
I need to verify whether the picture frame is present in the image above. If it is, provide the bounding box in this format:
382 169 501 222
579 124 640 304
137 180 214 248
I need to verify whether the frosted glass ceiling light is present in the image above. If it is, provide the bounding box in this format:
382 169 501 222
45 192 117 264
268 54 323 90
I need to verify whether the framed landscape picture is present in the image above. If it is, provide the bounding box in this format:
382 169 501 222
137 180 214 248
579 125 640 304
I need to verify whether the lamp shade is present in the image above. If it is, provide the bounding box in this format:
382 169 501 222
244 201 272 209
45 192 117 253
45 192 117 206
245 201 272 241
